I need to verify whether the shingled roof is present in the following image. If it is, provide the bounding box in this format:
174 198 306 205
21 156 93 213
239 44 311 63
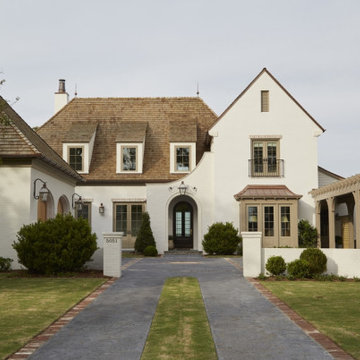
0 97 82 181
37 97 217 183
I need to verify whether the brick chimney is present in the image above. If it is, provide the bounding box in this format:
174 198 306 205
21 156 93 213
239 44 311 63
54 79 69 114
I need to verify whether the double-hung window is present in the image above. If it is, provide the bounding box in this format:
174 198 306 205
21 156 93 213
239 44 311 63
68 147 84 171
114 202 145 236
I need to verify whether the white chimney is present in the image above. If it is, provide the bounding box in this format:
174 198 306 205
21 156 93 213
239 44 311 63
54 79 69 114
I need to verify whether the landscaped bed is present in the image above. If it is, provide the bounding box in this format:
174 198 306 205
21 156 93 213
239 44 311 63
261 281 360 359
0 272 107 359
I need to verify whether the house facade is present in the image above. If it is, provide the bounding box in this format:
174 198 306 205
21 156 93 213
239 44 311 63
1 68 346 270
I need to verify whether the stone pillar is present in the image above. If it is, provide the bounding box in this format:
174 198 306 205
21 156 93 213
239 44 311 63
353 190 360 249
326 197 336 248
242 232 262 277
315 201 321 248
103 232 123 277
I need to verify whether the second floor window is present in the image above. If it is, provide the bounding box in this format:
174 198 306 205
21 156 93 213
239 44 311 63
176 146 190 172
251 140 282 177
69 147 83 171
122 146 137 171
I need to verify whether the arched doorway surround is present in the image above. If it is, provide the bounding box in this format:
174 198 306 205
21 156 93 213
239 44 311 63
168 195 199 250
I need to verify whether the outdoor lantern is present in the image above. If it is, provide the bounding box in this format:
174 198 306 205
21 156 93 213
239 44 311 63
178 181 187 195
72 193 83 209
99 203 105 214
33 178 49 202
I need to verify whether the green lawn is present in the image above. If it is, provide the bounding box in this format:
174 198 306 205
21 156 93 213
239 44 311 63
0 275 106 359
141 277 217 360
261 281 360 359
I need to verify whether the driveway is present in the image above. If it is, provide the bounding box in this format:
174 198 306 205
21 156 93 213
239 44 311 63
29 255 333 360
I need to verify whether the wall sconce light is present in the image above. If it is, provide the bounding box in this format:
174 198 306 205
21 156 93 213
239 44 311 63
99 203 105 214
72 193 83 209
33 178 49 202
178 181 187 195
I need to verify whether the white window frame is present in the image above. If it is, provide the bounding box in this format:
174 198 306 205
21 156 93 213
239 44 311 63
63 143 89 174
116 143 143 174
170 142 196 174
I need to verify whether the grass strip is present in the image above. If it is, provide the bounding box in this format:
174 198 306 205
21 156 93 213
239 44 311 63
141 277 217 360
0 277 106 359
261 281 360 359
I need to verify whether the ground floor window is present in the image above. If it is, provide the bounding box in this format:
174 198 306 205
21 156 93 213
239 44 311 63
75 202 91 224
113 202 145 236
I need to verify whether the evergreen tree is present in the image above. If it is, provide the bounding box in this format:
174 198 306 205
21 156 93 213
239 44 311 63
135 212 156 253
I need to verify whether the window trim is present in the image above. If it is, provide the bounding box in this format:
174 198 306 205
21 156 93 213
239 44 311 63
63 143 89 174
170 142 196 174
116 143 143 174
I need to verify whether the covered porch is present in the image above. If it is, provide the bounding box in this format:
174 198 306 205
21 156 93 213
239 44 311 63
311 174 360 249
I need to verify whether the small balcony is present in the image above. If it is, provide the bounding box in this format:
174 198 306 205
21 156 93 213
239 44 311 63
248 158 284 177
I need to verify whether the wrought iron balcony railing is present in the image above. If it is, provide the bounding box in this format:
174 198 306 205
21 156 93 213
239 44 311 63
248 158 284 177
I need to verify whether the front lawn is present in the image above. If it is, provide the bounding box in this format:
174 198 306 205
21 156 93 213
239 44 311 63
141 277 217 360
0 275 106 359
261 281 360 359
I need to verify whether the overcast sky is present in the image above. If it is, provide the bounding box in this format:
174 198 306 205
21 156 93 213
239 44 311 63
1 0 359 177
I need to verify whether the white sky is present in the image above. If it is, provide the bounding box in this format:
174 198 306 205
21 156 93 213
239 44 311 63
1 0 359 177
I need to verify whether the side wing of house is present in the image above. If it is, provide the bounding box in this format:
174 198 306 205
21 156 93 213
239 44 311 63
209 68 324 247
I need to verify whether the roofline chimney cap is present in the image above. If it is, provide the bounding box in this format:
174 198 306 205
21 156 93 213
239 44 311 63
57 79 66 94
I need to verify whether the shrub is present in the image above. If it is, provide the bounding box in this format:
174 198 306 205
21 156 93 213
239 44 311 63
265 256 286 276
236 238 243 256
143 245 158 257
257 273 268 280
135 212 156 253
287 259 310 279
0 257 13 271
300 248 327 276
202 222 241 255
298 219 318 248
12 214 97 274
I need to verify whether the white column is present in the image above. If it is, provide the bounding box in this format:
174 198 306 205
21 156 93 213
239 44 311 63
242 231 262 277
103 232 122 277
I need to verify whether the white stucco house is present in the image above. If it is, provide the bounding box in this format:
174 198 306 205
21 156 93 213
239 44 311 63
1 68 346 269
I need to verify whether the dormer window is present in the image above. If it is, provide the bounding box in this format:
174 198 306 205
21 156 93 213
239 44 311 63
62 121 98 174
121 146 138 171
169 120 197 174
69 147 84 171
176 146 190 171
116 122 147 174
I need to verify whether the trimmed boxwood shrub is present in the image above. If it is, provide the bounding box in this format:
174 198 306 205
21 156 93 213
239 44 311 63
298 219 318 248
12 214 97 274
202 222 241 255
0 257 13 272
300 248 327 276
143 245 158 257
265 256 286 276
135 212 156 253
287 259 310 279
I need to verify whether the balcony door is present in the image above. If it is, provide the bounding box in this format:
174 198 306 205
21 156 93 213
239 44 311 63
173 201 193 248
252 140 279 176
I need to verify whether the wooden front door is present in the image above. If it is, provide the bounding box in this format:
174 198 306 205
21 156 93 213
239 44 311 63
173 201 193 248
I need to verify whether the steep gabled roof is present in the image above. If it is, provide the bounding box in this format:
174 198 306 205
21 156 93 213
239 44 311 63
0 97 83 181
37 97 217 182
211 68 325 132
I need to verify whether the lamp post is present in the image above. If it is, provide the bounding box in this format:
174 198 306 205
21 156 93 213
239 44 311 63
33 178 49 202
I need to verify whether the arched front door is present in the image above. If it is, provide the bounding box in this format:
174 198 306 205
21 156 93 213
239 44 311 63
173 201 193 248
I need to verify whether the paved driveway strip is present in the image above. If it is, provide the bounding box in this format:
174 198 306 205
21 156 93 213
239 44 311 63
29 256 333 360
